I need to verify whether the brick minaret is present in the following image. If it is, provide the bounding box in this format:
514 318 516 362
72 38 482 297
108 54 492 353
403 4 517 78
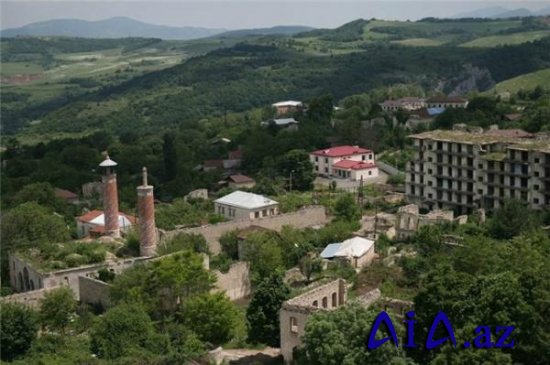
99 155 120 238
137 167 157 257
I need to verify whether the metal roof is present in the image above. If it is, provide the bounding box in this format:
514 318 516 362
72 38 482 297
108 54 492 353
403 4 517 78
320 243 342 259
214 191 278 210
99 156 118 167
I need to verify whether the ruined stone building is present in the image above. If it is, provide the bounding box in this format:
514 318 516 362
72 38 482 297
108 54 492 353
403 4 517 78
280 279 347 363
406 127 550 214
395 204 459 240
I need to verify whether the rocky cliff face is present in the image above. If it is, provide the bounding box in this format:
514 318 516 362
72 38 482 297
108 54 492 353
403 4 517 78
434 64 496 95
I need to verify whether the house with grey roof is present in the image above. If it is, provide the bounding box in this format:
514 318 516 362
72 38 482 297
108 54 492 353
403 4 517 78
214 190 279 220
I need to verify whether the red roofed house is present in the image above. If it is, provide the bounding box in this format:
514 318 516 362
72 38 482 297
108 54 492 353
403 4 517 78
227 174 256 189
55 188 79 205
76 210 136 238
310 145 379 181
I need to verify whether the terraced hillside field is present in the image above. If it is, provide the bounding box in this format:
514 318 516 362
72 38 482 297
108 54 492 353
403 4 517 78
490 68 550 93
460 30 550 47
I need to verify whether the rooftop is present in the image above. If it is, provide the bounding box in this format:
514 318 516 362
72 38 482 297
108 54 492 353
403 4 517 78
321 237 374 259
262 118 299 127
409 129 550 151
332 160 377 170
311 145 372 157
228 174 255 184
426 96 467 104
214 190 278 210
77 210 136 227
272 100 302 107
55 188 78 200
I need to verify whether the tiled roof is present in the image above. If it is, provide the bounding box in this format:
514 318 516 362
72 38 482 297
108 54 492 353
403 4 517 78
332 160 377 170
228 150 243 160
55 188 78 200
203 160 224 168
311 145 372 157
215 191 278 209
229 174 254 183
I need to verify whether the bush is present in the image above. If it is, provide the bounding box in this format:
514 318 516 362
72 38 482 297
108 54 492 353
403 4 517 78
1 303 39 361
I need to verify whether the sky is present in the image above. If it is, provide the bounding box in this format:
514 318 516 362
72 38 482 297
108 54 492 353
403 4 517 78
1 1 549 30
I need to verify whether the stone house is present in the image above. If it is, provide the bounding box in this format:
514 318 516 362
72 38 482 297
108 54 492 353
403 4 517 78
320 236 375 269
280 279 347 363
395 204 458 240
272 100 303 116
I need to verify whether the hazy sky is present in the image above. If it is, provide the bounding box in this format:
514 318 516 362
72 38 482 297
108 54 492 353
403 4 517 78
2 1 549 30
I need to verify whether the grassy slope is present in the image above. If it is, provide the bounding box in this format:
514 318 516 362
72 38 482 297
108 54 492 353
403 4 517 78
489 68 550 93
460 30 550 47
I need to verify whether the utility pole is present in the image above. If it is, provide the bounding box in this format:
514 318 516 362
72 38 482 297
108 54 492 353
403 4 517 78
358 176 364 216
289 170 295 193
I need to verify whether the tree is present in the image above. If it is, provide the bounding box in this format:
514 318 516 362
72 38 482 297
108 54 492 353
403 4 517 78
299 254 323 283
241 232 284 282
276 149 315 191
1 202 71 283
0 303 39 361
219 230 240 260
39 286 76 333
297 303 414 365
181 293 239 346
110 251 215 318
488 199 538 239
334 193 361 222
305 94 334 126
246 274 290 346
90 303 161 359
158 232 210 256
10 182 63 210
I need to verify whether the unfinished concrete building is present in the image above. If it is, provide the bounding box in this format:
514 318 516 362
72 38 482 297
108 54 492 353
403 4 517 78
406 127 550 214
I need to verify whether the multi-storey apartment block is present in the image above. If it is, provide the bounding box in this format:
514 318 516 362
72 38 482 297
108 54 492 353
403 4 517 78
406 127 550 214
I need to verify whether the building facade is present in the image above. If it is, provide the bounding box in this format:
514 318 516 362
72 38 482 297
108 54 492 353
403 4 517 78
426 96 468 109
280 279 347 363
214 190 279 220
406 129 550 214
310 145 379 181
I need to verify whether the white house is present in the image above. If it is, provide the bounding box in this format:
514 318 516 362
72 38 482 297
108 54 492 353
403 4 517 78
309 145 379 181
214 191 279 220
320 236 375 269
76 210 136 238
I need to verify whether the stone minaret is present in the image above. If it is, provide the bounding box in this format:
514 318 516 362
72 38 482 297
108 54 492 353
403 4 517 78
137 167 157 257
99 154 120 238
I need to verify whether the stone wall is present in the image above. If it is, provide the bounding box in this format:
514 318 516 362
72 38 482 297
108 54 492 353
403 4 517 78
0 287 56 309
79 276 111 310
164 206 328 254
212 261 251 301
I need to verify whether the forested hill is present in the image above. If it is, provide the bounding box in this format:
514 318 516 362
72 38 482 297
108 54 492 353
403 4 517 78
23 37 550 137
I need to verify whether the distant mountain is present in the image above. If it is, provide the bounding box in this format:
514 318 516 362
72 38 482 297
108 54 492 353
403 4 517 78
216 25 314 38
0 17 226 40
453 6 510 19
453 6 550 19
